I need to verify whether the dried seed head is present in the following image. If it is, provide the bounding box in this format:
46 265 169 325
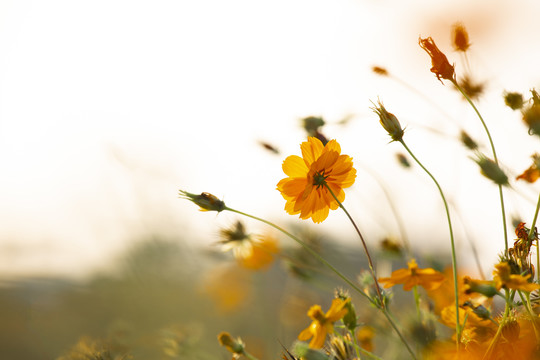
473 155 509 186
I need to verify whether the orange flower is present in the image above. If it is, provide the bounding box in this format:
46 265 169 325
378 259 445 291
419 36 456 83
493 262 540 292
277 137 356 223
298 298 349 348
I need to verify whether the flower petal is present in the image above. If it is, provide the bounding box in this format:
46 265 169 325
282 155 309 177
301 137 324 167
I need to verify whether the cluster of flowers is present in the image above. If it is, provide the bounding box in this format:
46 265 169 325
180 23 540 360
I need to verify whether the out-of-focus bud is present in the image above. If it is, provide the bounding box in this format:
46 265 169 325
503 91 524 110
396 153 411 168
371 100 404 142
419 36 456 83
179 190 226 212
217 332 245 356
459 130 478 151
451 23 471 52
522 104 540 136
457 75 485 100
472 155 509 186
463 277 498 298
371 66 389 76
462 301 492 320
258 141 280 155
335 289 356 332
292 341 329 360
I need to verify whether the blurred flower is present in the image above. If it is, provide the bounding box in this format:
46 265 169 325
493 262 540 292
357 326 375 352
451 23 471 52
178 190 226 212
201 265 251 312
522 103 540 136
380 237 403 256
328 334 355 360
301 116 328 145
371 100 404 142
504 91 524 110
57 336 132 360
379 259 445 291
218 221 279 270
419 36 456 83
516 154 540 183
298 298 349 348
217 332 245 359
277 137 356 223
425 267 467 315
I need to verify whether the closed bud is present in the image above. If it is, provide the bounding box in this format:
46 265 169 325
451 23 471 52
419 36 456 83
463 277 498 297
504 91 524 110
217 331 245 355
179 190 226 212
371 100 404 142
459 130 478 151
473 155 509 186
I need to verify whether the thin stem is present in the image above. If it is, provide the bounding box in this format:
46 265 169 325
413 285 422 323
529 192 540 283
224 206 374 305
383 310 418 360
350 329 363 360
399 139 461 345
518 290 540 341
323 183 384 308
453 80 509 253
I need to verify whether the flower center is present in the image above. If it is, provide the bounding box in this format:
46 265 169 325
313 171 328 188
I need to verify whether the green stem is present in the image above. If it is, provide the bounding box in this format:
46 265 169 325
224 206 374 305
323 183 385 308
383 310 418 360
226 206 417 359
242 350 260 360
413 285 421 323
453 81 508 253
399 139 461 345
350 329 363 360
529 192 540 283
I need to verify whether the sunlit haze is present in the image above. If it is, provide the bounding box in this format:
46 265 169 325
1 0 539 278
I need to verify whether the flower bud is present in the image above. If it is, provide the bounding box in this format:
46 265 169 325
451 23 471 52
179 190 226 212
503 91 524 110
371 100 404 142
217 331 245 355
473 155 509 186
459 130 478 151
463 277 498 297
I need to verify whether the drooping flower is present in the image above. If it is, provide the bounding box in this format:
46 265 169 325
419 36 456 83
298 298 349 348
378 259 445 291
493 262 540 292
277 137 356 223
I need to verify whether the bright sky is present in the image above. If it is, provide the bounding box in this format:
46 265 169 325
1 0 539 278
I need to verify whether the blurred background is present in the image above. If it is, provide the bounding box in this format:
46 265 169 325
1 0 540 358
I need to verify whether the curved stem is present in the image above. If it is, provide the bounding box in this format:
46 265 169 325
453 80 508 253
224 206 374 304
323 184 384 308
399 139 461 345
383 309 418 360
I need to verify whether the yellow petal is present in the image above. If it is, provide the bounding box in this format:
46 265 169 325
301 137 324 167
282 155 309 177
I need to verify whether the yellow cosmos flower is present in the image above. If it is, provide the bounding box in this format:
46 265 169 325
277 137 356 223
493 262 540 292
378 259 445 291
298 298 349 348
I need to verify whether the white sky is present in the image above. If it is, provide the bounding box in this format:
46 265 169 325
1 0 540 278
